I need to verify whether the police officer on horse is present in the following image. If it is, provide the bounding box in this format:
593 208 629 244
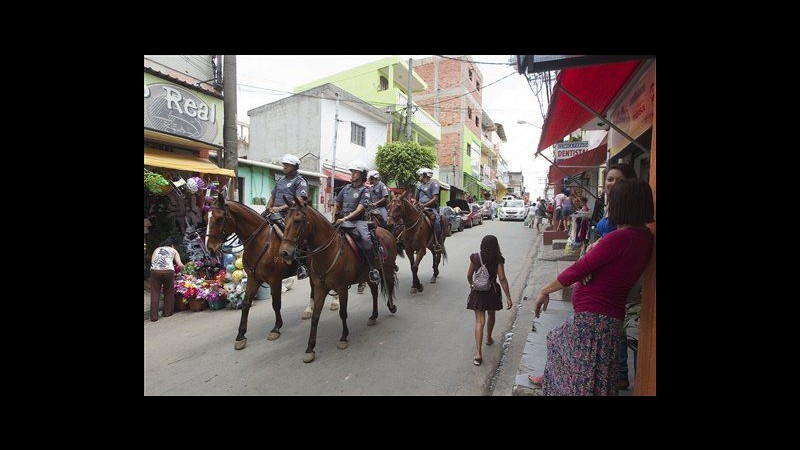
333 161 381 283
415 167 444 252
261 153 310 279
367 170 390 229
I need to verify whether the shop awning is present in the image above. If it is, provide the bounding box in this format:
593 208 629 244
144 147 235 177
547 141 607 185
536 60 641 153
323 168 352 182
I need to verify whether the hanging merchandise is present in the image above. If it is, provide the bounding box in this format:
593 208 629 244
144 169 171 194
186 176 206 194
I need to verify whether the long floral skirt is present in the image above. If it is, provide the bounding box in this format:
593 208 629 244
543 311 622 396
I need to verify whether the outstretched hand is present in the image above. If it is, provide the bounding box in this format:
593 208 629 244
534 291 549 318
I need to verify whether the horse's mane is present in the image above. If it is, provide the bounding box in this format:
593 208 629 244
225 200 268 221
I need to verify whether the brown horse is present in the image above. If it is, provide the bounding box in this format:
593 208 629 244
387 191 448 293
278 195 399 363
206 194 313 350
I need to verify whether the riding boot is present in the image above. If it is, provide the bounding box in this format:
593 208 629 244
432 221 443 253
294 255 308 280
365 247 381 283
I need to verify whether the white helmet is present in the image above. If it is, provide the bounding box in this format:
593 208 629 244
367 170 380 179
416 167 433 177
281 154 301 167
348 160 368 173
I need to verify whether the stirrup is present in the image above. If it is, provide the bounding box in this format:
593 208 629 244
369 269 381 283
432 242 442 253
297 265 308 280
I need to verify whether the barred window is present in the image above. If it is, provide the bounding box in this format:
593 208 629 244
379 76 389 91
351 122 366 147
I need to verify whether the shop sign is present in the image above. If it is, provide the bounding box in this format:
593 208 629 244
144 73 223 146
608 62 655 157
554 141 590 161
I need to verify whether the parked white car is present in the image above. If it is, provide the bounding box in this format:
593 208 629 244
498 199 527 221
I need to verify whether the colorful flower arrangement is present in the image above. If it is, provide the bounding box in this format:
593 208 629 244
144 169 170 194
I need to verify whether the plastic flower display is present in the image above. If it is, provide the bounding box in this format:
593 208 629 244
186 177 206 194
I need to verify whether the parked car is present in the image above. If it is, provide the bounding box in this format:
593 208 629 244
440 206 463 235
481 201 494 220
498 199 527 221
446 199 480 228
469 203 483 226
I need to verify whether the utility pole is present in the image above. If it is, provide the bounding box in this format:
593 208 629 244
222 55 238 197
329 92 340 219
405 58 413 141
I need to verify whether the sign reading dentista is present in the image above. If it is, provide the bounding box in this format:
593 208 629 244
554 141 590 161
144 73 223 146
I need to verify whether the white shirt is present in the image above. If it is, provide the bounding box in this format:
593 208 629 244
150 246 177 271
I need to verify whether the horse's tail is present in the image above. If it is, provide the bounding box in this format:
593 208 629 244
380 263 399 305
440 239 447 262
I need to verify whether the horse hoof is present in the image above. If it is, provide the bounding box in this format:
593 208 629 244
388 305 397 314
394 264 399 272
337 341 349 350
267 332 280 341
303 352 315 363
330 302 339 311
430 276 437 284
301 309 312 320
410 288 418 294
367 318 377 326
417 285 424 293
234 339 247 350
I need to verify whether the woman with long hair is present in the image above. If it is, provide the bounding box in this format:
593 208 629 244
466 235 513 366
530 179 654 395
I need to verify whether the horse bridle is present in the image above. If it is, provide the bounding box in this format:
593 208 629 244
284 206 346 281
208 205 268 248
389 199 422 240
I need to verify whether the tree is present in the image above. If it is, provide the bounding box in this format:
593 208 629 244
375 141 437 190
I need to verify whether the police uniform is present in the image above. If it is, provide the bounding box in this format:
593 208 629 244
271 173 309 217
416 179 442 235
369 180 390 225
335 183 373 250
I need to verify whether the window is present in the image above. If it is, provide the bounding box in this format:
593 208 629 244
475 116 479 127
351 122 366 147
379 76 388 91
476 80 480 91
468 106 472 119
468 68 473 80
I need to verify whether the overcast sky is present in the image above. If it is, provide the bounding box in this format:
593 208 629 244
234 55 552 196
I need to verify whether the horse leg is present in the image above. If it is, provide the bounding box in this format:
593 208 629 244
337 288 350 349
267 278 283 341
304 279 327 363
413 249 426 293
235 280 260 350
368 281 379 326
302 294 314 319
407 248 420 293
430 248 440 284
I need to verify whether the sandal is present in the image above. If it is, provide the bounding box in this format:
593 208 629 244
528 374 543 386
486 337 494 346
473 357 482 366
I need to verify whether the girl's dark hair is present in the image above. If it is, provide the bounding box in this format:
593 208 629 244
607 163 637 180
480 235 502 278
607 178 654 226
161 236 175 247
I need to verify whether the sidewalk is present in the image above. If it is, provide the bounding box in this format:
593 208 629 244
509 233 636 396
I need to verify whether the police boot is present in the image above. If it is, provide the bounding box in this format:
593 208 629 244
365 247 381 283
295 257 308 280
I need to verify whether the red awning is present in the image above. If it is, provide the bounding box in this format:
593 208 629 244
323 168 352 182
547 141 607 185
536 60 641 153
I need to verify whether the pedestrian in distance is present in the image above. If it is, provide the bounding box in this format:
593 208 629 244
466 235 513 366
149 236 184 322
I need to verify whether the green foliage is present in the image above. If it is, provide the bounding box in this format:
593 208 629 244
375 141 436 189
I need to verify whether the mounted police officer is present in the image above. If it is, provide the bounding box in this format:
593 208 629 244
262 153 310 279
334 161 381 283
415 167 444 251
367 170 390 228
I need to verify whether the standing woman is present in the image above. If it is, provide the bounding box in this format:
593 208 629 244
466 235 513 366
149 236 184 322
531 178 654 395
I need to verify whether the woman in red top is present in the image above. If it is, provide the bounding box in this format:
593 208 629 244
531 179 654 395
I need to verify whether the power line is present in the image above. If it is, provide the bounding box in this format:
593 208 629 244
434 55 514 66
